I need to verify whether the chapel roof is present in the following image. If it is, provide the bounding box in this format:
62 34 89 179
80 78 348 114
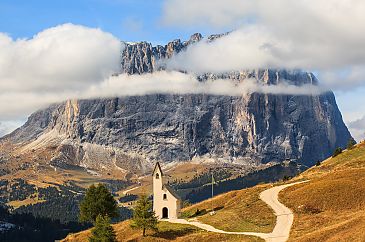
163 184 182 200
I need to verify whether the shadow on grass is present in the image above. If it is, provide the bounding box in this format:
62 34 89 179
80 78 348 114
150 227 198 240
213 206 224 212
187 206 225 218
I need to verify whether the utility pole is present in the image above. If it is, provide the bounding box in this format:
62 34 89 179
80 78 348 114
210 173 216 215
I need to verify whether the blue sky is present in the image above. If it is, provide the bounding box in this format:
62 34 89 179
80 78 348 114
0 0 208 43
0 0 365 140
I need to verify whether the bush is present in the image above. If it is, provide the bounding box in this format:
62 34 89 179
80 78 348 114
283 176 291 181
316 161 321 166
347 138 356 150
332 147 343 158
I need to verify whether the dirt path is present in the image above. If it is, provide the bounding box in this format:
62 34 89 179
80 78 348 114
168 181 308 242
122 185 140 195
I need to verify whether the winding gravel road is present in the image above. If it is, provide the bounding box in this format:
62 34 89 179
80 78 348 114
168 181 308 242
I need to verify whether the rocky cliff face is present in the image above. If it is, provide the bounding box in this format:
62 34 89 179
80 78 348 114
5 33 351 170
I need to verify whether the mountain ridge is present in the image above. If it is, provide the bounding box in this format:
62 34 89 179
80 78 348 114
1 33 351 175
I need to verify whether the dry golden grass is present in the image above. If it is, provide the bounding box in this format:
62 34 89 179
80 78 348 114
166 162 209 181
181 184 275 233
0 141 127 188
63 220 263 242
280 143 365 242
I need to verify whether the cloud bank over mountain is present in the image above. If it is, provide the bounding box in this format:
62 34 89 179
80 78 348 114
162 0 365 91
1 1 365 138
84 71 322 98
0 23 324 137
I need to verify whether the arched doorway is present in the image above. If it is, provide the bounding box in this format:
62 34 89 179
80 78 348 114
162 207 168 219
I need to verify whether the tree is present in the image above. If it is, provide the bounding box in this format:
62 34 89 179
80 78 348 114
130 194 158 236
89 215 117 242
347 138 356 150
332 147 343 158
79 184 119 224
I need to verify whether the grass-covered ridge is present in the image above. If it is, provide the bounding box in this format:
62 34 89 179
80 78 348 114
181 184 275 233
63 220 263 242
280 142 365 242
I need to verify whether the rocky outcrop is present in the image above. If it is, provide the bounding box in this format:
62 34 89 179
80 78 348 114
5 33 351 169
121 33 204 74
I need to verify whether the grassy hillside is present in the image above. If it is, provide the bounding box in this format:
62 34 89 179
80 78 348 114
63 142 365 242
62 220 263 242
63 184 275 241
181 184 275 233
281 141 365 242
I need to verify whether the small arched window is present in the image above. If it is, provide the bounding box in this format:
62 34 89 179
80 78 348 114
155 173 159 179
163 194 167 200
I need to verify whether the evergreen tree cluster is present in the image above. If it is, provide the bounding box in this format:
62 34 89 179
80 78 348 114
0 205 89 242
79 183 120 241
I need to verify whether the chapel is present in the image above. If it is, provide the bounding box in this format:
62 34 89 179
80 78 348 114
152 162 181 219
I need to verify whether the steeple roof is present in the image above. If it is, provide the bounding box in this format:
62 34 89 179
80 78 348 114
152 162 163 176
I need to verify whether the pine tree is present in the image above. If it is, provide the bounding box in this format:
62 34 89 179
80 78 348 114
130 194 158 237
79 183 119 224
89 215 117 242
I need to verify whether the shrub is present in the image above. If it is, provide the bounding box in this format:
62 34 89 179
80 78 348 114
332 147 343 158
347 138 357 150
283 176 291 181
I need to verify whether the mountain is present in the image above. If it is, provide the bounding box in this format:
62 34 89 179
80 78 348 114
0 32 354 241
3 33 350 173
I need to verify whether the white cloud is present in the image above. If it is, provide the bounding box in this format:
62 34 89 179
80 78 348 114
0 24 120 118
162 0 255 28
0 23 121 136
161 0 365 91
0 23 121 93
84 71 323 98
348 116 365 142
0 120 24 137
